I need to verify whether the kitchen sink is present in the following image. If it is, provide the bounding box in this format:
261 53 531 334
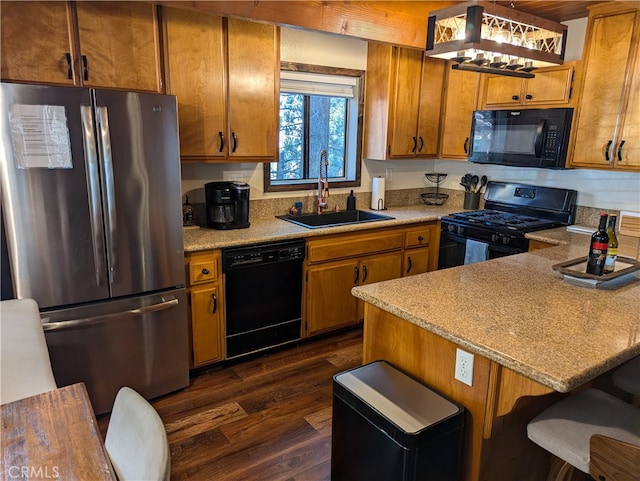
277 209 394 229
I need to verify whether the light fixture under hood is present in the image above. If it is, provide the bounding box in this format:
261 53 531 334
426 1 567 78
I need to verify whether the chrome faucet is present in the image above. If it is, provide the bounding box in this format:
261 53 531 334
317 149 329 213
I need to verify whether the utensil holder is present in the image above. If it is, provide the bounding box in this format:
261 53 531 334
463 191 481 210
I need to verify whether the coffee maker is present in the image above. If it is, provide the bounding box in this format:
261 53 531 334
205 181 250 230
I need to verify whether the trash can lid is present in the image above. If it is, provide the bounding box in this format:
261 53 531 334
334 361 461 434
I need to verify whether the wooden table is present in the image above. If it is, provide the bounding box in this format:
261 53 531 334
1 383 116 480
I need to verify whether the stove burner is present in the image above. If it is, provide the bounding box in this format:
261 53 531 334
449 209 559 232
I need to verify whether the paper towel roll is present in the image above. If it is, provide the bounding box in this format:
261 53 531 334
371 176 386 210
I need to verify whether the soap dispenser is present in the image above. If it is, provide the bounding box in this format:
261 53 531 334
346 190 356 210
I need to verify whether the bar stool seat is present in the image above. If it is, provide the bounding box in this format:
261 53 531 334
613 356 640 397
527 389 640 475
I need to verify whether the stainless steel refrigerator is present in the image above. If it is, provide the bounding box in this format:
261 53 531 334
0 82 189 414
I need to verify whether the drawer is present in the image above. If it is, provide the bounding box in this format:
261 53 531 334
404 225 433 249
187 251 219 285
307 229 404 263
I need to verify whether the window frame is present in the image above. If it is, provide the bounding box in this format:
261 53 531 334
263 62 364 193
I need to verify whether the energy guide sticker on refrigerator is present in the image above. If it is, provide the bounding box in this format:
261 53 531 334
8 104 73 169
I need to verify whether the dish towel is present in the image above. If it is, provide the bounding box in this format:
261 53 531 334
464 239 489 265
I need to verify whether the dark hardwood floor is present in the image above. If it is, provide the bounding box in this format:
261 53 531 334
98 327 363 481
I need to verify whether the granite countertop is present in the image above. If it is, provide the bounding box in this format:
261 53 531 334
352 228 640 393
183 205 454 252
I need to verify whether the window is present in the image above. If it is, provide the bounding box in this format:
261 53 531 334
263 63 364 192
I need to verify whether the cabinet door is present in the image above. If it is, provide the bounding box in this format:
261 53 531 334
165 8 227 159
524 65 574 106
403 249 430 276
572 10 637 168
305 259 359 336
360 252 403 286
416 57 445 157
439 65 479 159
0 1 74 85
190 283 224 366
483 76 524 107
388 47 422 158
616 39 640 169
76 2 161 92
227 18 279 160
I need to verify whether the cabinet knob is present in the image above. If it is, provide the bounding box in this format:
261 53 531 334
525 94 533 100
512 95 519 101
201 268 210 275
417 235 424 242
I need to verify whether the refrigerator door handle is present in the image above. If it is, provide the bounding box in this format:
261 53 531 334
80 105 108 287
41 297 180 331
96 106 119 283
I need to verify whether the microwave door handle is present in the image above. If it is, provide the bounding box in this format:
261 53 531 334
534 119 547 158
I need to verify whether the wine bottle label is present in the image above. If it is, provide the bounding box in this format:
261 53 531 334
591 242 608 251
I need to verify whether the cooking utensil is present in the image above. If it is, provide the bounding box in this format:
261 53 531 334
477 175 488 193
470 175 479 192
460 176 471 192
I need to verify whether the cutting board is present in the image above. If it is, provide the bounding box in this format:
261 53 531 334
619 211 640 238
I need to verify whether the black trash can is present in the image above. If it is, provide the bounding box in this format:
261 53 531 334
331 360 465 481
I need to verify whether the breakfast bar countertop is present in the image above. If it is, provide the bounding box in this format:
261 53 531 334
352 228 640 393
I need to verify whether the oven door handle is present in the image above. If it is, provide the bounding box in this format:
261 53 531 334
534 119 547 158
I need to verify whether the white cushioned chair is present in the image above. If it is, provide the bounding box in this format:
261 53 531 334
105 387 171 481
0 298 57 404
527 388 640 481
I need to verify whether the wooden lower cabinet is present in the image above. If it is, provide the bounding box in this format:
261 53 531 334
304 222 437 337
185 250 225 367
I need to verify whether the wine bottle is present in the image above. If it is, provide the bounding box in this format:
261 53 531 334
586 213 609 276
603 214 618 274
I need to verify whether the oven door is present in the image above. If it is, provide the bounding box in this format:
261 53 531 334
438 230 525 270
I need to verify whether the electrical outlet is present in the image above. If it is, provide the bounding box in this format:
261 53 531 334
385 168 393 181
455 348 474 387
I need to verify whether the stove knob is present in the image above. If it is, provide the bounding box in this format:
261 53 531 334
457 226 465 235
448 224 456 233
502 235 511 245
491 233 499 243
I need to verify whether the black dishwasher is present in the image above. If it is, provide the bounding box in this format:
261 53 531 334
222 239 305 359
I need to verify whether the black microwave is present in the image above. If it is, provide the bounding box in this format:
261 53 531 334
468 108 573 169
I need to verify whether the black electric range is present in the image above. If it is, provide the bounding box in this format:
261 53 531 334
438 182 577 269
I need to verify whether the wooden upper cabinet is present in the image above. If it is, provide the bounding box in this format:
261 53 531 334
165 8 227 159
226 18 279 160
363 43 445 160
570 4 640 171
164 10 279 162
439 63 480 160
480 64 575 109
75 2 161 92
1 1 161 91
1 2 75 85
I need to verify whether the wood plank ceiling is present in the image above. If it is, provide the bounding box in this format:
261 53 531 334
494 1 609 22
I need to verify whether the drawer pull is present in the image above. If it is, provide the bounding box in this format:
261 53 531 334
201 268 210 275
